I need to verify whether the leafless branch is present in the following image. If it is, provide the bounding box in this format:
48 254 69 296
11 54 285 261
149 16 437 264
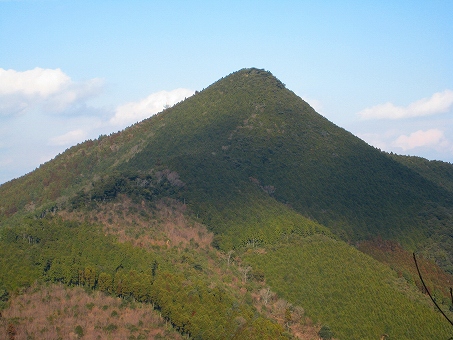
413 253 453 327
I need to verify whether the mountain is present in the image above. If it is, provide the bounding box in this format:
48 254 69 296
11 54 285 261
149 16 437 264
390 153 453 193
1 68 453 339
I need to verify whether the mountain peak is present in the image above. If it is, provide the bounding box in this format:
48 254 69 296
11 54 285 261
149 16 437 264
214 67 286 91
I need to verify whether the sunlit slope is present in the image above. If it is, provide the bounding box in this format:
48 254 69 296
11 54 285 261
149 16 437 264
245 235 452 340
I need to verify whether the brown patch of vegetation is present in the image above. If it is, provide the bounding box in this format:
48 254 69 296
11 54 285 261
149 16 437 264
211 248 324 339
57 197 323 338
357 237 453 300
249 286 325 340
0 283 182 340
59 197 213 250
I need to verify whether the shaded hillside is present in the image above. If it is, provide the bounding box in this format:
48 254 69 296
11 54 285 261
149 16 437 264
390 154 453 193
118 68 453 247
386 155 453 272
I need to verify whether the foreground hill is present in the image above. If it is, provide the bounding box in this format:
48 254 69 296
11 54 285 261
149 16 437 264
1 68 453 339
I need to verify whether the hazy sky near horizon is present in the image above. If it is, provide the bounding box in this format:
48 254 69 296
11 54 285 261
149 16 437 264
1 0 452 184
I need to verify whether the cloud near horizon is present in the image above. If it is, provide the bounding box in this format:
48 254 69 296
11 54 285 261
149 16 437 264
48 129 88 146
110 88 195 126
357 90 453 120
392 129 448 151
0 67 103 115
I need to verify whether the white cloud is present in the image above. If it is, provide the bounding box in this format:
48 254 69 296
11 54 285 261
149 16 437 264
110 88 194 126
0 67 103 115
358 90 453 120
0 67 70 96
392 129 447 151
48 129 87 146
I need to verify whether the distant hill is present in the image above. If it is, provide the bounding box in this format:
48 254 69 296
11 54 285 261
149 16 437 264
1 68 453 339
390 153 453 193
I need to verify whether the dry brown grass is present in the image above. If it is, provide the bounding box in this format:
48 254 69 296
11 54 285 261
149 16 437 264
59 196 213 250
0 283 182 340
54 197 323 339
250 286 326 340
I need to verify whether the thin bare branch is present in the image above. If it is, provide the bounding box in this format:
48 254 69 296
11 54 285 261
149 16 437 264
413 253 453 327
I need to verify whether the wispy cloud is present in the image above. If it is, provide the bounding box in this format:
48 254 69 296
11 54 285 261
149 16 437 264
357 90 453 120
353 116 453 162
110 88 194 127
0 67 103 115
392 129 448 151
48 129 87 146
0 66 196 184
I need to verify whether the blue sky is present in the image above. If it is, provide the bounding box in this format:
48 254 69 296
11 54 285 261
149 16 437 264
1 0 452 184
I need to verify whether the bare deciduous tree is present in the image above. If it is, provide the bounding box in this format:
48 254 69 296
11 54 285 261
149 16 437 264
226 250 234 266
259 287 272 305
239 266 252 283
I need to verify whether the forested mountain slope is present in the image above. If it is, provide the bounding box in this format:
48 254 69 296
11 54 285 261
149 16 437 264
390 153 453 193
2 68 452 249
1 68 453 339
118 68 453 255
